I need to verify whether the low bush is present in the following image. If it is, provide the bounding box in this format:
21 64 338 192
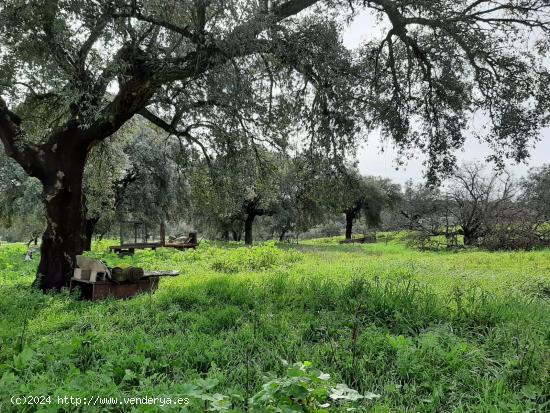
210 242 302 273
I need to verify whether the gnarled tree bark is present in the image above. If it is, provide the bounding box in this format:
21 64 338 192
244 213 257 246
1 72 154 290
33 127 89 290
243 201 273 245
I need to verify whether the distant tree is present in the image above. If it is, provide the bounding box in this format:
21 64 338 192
489 164 550 249
0 153 43 242
446 165 550 250
446 162 517 246
398 181 442 232
83 124 188 249
2 1 550 289
395 181 462 249
112 127 189 240
81 129 136 250
189 147 280 245
396 166 549 250
324 167 400 240
521 165 550 225
269 155 325 242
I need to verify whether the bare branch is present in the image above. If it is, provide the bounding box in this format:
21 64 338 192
138 108 212 165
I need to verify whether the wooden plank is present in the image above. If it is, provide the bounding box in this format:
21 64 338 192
109 240 198 256
109 242 160 256
143 270 179 277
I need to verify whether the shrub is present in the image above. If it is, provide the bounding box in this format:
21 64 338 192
210 243 302 274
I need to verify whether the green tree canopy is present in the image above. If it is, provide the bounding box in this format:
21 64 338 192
322 165 401 239
188 145 280 244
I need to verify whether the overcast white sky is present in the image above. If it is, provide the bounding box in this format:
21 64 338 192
342 11 550 184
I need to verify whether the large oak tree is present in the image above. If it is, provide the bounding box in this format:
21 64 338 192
1 0 549 290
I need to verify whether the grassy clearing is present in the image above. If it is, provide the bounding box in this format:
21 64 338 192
0 239 549 412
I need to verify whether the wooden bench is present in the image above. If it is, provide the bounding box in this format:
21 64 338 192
109 234 200 256
109 242 160 256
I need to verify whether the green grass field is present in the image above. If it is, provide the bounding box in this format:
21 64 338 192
1 239 549 412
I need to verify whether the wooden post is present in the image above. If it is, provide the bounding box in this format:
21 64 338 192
160 222 166 246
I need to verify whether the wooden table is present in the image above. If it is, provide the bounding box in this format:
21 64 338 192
109 242 198 256
109 243 161 256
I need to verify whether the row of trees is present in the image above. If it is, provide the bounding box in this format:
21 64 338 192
1 126 401 247
5 131 550 254
3 129 550 260
396 163 550 250
188 150 401 244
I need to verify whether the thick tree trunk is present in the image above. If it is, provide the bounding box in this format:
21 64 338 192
84 217 99 251
244 214 256 245
463 228 477 246
279 228 288 242
160 221 166 246
35 141 88 291
1 77 156 293
345 211 355 240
